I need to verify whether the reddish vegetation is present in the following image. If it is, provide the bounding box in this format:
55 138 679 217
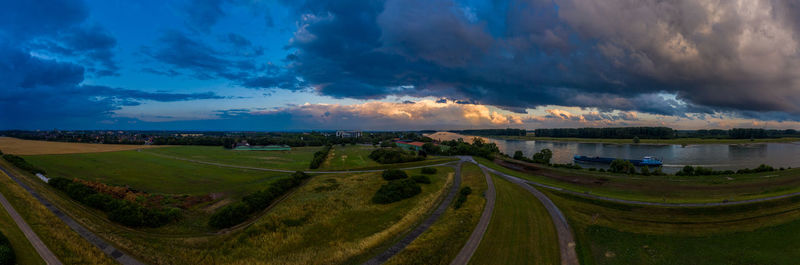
73 178 146 202
72 178 213 209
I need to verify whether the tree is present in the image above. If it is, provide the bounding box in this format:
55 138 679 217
640 165 650 176
633 136 640 143
513 150 525 160
609 159 635 174
532 149 553 164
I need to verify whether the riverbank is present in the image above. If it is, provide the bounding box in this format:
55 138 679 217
476 135 800 145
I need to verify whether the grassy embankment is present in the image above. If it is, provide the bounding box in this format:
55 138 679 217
475 157 800 204
0 201 45 265
0 136 159 155
470 174 559 265
385 163 487 265
9 142 457 264
481 135 800 144
545 188 800 265
0 165 114 264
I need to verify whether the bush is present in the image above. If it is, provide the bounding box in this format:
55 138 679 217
65 182 96 203
309 145 332 169
532 149 553 164
411 175 431 184
108 200 146 227
382 169 408 181
369 148 424 164
2 154 46 174
513 150 525 160
640 166 650 176
633 136 640 143
453 186 472 209
0 231 14 265
210 171 311 229
420 167 437 174
85 193 117 211
48 177 73 190
372 179 422 204
609 159 635 174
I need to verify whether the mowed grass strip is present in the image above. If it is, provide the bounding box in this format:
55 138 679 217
385 163 488 265
323 145 382 170
0 162 114 264
544 189 800 265
23 150 288 196
143 145 321 170
470 174 559 265
0 137 160 155
0 201 45 265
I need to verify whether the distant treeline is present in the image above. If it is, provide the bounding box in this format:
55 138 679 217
679 128 800 139
450 128 527 136
534 127 676 139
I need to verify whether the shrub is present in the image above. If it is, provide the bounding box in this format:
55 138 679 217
640 166 650 176
382 169 408 181
609 159 635 174
0 231 14 265
453 186 472 209
48 177 73 190
633 136 640 143
420 167 437 174
85 193 116 211
369 148 424 164
209 202 251 229
513 150 525 160
372 179 422 204
108 200 146 227
210 171 311 229
411 175 431 184
2 154 46 174
65 182 96 203
532 149 553 164
309 145 333 169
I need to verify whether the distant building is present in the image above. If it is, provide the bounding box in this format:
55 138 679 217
234 144 291 151
336 130 362 138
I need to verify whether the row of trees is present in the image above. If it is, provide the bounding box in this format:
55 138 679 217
513 149 553 164
534 127 676 139
368 148 425 164
309 145 333 169
432 138 500 159
372 169 433 204
2 154 46 174
681 128 800 139
48 177 180 227
209 171 311 229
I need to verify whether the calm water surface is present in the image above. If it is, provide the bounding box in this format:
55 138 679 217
427 132 800 173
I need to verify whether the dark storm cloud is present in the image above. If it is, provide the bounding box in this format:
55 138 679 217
264 0 800 121
29 24 120 76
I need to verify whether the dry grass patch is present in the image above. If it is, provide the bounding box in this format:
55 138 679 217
0 137 160 155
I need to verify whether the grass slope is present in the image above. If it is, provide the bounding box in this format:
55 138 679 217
470 174 559 265
0 137 159 155
0 202 45 265
0 162 114 264
385 163 487 265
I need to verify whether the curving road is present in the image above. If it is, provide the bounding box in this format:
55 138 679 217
362 157 470 265
0 178 62 265
449 160 496 265
0 165 145 265
480 165 580 265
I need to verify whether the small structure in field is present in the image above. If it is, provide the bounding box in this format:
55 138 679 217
336 130 362 138
393 139 426 151
233 142 291 151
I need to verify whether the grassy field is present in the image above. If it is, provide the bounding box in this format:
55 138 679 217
545 188 800 265
385 163 487 265
0 137 160 155
23 150 288 196
470 174 559 265
0 163 115 264
143 145 322 171
475 157 800 204
323 145 382 170
482 135 800 144
0 202 45 265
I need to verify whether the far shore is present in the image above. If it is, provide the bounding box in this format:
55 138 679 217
468 135 800 145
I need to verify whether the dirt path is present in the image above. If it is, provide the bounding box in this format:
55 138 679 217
0 166 145 265
0 186 62 265
449 160 496 265
480 165 580 265
362 156 470 265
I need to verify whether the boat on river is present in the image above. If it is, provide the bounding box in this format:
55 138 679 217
573 155 663 166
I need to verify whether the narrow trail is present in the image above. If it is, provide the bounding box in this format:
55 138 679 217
0 165 146 265
144 151 456 174
480 165 580 265
449 160 496 265
0 176 62 265
362 156 470 265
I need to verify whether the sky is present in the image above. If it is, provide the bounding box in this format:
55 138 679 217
2 0 800 131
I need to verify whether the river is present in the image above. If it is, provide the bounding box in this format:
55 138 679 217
426 132 800 173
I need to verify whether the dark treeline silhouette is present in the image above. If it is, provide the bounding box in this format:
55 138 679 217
534 127 676 139
684 128 799 139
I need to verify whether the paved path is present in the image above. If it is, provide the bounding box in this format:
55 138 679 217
146 151 457 174
450 161 496 265
362 156 470 265
0 181 62 265
0 165 146 265
480 165 580 265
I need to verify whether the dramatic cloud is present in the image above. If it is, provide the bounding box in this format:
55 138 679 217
252 0 800 121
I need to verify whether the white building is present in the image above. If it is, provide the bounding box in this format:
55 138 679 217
336 130 362 138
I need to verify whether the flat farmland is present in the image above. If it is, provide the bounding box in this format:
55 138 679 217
143 145 321 170
0 137 159 155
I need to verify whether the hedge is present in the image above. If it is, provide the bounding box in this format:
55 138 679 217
0 231 14 265
209 171 311 229
372 179 421 204
381 169 408 181
411 175 431 184
368 148 424 164
2 154 46 174
309 145 332 169
453 186 472 209
48 177 179 228
420 167 437 174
